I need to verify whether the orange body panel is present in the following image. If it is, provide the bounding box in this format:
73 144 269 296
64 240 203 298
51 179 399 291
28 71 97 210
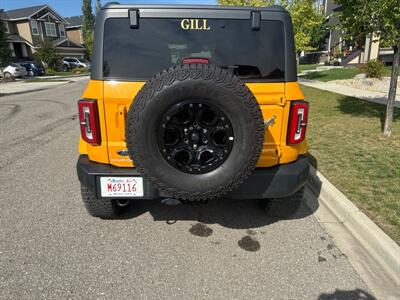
79 80 307 167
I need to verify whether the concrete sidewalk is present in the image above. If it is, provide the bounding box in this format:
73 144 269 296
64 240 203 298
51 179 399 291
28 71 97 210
0 75 89 96
299 78 400 108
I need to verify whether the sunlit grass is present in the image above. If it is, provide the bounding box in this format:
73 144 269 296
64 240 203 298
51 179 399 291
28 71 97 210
303 86 400 244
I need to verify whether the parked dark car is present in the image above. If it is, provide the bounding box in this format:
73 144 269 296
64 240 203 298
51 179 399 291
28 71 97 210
19 61 45 76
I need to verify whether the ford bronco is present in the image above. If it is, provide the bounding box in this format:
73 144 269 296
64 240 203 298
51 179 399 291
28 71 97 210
76 3 309 218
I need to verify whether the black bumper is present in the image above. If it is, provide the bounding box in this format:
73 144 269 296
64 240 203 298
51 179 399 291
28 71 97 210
77 155 309 200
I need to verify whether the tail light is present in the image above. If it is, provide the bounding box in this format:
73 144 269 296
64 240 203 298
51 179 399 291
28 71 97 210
287 101 309 145
78 99 101 145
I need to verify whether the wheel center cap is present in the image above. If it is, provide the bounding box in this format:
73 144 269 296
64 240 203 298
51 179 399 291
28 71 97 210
190 132 200 143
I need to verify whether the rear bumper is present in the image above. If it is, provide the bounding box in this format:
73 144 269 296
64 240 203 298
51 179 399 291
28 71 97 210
77 155 309 200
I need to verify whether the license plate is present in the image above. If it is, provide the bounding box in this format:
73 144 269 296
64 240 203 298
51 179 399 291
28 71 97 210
100 177 143 197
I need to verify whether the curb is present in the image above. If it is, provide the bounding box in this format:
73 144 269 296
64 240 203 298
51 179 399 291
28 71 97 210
308 166 400 285
0 80 72 97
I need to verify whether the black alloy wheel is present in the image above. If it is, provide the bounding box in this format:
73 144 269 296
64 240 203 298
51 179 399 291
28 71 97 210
158 100 234 174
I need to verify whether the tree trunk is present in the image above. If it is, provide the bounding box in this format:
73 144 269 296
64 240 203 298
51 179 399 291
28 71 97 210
383 45 399 137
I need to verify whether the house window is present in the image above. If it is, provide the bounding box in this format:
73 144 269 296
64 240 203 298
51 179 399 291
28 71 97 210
45 22 57 37
31 20 39 36
4 21 10 33
59 24 65 37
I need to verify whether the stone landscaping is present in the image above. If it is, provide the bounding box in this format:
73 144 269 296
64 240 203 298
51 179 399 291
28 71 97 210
331 74 400 96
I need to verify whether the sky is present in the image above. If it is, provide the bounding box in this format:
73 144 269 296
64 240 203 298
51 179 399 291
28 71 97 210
2 0 217 17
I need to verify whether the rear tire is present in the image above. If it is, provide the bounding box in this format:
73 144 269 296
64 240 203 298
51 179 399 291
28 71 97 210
126 64 264 202
80 183 119 219
3 72 13 82
258 187 304 217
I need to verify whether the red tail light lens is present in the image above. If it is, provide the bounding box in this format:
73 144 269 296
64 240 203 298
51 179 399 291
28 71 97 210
182 58 209 64
287 101 309 145
78 99 101 145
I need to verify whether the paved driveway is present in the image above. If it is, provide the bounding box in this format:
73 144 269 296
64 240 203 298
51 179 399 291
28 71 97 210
0 81 373 299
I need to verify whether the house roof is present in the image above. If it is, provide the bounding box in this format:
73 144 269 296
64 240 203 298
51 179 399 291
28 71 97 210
5 5 68 23
53 37 85 49
65 15 83 28
5 5 47 19
6 33 35 48
0 9 10 20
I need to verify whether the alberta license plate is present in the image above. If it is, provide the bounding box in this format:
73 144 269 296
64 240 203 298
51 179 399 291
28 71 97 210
100 177 144 197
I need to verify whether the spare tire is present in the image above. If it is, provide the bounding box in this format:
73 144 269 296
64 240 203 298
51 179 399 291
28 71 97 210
126 64 264 201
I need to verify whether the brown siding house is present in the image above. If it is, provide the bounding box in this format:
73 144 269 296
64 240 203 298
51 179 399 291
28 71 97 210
0 5 86 61
65 16 84 45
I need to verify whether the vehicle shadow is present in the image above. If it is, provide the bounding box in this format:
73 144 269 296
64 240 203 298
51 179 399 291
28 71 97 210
318 288 376 300
336 95 400 131
118 154 321 230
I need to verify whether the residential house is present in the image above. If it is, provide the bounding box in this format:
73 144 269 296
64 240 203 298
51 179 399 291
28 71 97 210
317 0 385 66
65 16 84 46
0 5 86 61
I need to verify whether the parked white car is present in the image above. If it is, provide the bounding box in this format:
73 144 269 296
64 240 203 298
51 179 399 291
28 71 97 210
0 63 28 78
63 57 91 69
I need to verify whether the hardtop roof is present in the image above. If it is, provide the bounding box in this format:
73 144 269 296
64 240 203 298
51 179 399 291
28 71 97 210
101 3 289 14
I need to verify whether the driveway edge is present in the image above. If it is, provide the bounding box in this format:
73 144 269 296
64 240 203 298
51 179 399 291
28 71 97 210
308 166 400 285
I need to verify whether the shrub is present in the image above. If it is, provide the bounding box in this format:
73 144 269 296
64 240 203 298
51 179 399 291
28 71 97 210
359 60 384 79
36 39 60 69
71 67 90 74
45 68 57 75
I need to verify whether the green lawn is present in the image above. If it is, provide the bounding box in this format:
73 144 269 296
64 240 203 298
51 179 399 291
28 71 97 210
301 65 397 81
383 65 396 77
303 86 400 244
25 78 69 83
301 68 360 81
298 64 318 73
46 71 74 76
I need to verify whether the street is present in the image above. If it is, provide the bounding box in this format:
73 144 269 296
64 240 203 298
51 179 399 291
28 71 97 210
0 80 373 299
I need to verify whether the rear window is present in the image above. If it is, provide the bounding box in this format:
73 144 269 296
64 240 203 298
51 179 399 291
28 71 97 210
103 18 285 82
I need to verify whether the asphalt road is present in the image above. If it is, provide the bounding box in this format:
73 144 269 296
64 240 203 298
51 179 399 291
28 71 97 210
0 80 374 299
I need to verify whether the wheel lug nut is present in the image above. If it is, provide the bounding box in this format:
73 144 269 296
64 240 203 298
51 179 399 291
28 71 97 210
221 117 225 121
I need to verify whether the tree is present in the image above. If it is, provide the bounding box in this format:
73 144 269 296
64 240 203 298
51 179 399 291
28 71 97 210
310 21 330 51
289 0 325 55
36 39 59 69
335 0 400 137
95 0 102 15
82 0 95 58
218 0 325 56
0 20 12 68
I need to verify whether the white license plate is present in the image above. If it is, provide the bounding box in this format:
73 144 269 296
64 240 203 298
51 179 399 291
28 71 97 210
100 177 143 197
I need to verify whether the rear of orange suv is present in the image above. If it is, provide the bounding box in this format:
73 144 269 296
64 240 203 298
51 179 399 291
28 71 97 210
77 3 309 218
